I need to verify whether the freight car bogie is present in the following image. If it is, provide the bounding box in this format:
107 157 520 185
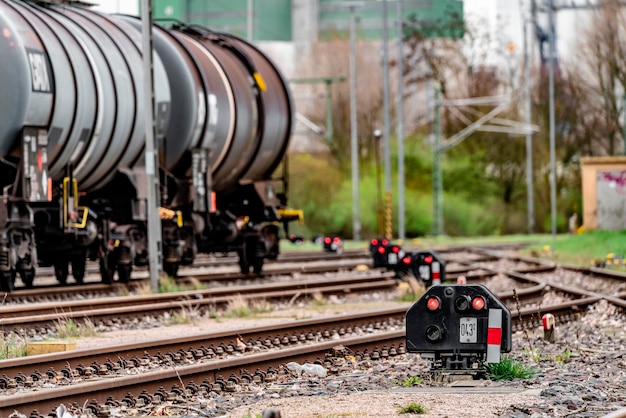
0 210 36 291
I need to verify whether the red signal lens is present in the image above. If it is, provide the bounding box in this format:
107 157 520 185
382 239 389 245
402 256 411 264
333 237 340 243
472 296 486 311
426 296 441 311
324 237 331 244
392 246 400 253
371 239 378 246
424 255 433 264
377 246 386 254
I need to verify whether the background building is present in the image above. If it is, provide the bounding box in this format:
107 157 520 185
148 0 463 42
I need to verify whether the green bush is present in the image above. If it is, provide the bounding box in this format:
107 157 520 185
487 356 536 380
443 192 502 236
285 131 577 237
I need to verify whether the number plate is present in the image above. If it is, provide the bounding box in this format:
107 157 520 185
459 317 477 343
388 253 398 265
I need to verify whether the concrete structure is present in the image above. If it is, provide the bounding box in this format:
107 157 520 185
580 157 626 231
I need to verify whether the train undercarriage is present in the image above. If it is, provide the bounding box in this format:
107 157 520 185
0 163 299 292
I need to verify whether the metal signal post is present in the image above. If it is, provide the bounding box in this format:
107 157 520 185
141 0 163 292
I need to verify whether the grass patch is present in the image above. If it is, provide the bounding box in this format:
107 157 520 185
159 275 181 293
487 356 536 381
135 280 154 295
240 412 260 418
398 402 428 414
520 230 626 267
0 334 27 359
55 316 97 339
554 349 574 363
224 296 274 318
523 348 575 364
396 277 425 302
310 292 328 307
395 375 424 387
158 275 205 294
169 303 202 325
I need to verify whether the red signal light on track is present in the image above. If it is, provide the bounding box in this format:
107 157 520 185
424 255 433 264
333 237 340 243
324 237 331 244
392 246 400 253
377 246 386 254
382 239 389 245
426 296 441 311
371 239 378 246
472 296 486 311
402 256 411 264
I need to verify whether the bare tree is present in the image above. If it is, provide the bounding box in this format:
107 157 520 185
567 0 626 156
290 38 385 169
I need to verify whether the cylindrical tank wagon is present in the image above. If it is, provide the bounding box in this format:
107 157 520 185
0 0 297 291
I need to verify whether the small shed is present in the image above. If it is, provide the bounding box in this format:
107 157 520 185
580 156 626 230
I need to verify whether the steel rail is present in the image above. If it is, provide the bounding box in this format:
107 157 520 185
4 258 378 302
0 331 406 416
0 307 408 380
0 294 593 383
0 276 398 331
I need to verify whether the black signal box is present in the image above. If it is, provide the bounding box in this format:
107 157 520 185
405 285 512 367
410 250 446 286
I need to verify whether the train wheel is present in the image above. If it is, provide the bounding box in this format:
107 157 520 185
238 252 250 274
163 261 179 278
71 257 86 284
252 238 266 274
0 270 16 292
252 256 264 274
99 256 114 284
117 264 132 284
54 261 69 284
19 267 35 288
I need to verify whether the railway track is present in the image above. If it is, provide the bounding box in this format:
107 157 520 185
2 257 375 304
0 270 397 334
1 287 622 416
1 246 625 417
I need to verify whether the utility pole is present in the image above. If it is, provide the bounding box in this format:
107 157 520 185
396 0 406 241
433 88 443 236
247 0 254 42
381 0 392 240
548 0 557 239
623 92 626 155
524 2 535 234
349 3 361 241
141 0 163 293
374 129 384 237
